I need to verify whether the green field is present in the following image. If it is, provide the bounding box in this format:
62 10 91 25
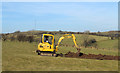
2 40 119 71
2 32 119 71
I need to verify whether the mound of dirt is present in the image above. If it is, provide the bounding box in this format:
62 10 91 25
64 51 120 60
55 47 120 60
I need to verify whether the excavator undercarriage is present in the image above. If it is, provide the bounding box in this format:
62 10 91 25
36 50 57 57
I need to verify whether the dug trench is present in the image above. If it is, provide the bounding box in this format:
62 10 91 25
56 48 120 60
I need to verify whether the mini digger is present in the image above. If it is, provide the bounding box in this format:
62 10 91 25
36 34 80 56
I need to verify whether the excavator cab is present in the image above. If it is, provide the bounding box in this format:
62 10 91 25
36 34 57 56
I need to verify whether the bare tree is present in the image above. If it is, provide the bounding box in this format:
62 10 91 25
84 30 90 34
82 31 97 48
82 34 89 48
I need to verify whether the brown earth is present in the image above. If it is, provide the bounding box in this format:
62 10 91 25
56 51 120 60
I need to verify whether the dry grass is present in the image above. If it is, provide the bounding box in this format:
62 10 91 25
2 41 118 71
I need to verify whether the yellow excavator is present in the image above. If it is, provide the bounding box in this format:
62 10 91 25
36 34 80 56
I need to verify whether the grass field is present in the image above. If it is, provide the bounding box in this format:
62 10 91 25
54 34 118 50
2 41 119 71
95 39 118 50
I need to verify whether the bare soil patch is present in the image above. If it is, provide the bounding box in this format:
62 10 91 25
56 51 120 60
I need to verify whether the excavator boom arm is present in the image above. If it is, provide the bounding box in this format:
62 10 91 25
71 34 79 48
56 34 79 49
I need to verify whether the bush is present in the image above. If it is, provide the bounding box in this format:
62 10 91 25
10 36 15 41
17 34 34 43
26 36 34 43
14 31 20 33
93 43 97 48
110 36 114 40
83 40 88 48
82 38 96 48
88 39 96 43
2 34 7 41
17 34 27 42
0 35 2 40
34 38 41 42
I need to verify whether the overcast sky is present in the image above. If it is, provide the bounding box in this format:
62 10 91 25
2 2 118 33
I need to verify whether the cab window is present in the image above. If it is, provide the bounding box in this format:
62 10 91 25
44 36 52 45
